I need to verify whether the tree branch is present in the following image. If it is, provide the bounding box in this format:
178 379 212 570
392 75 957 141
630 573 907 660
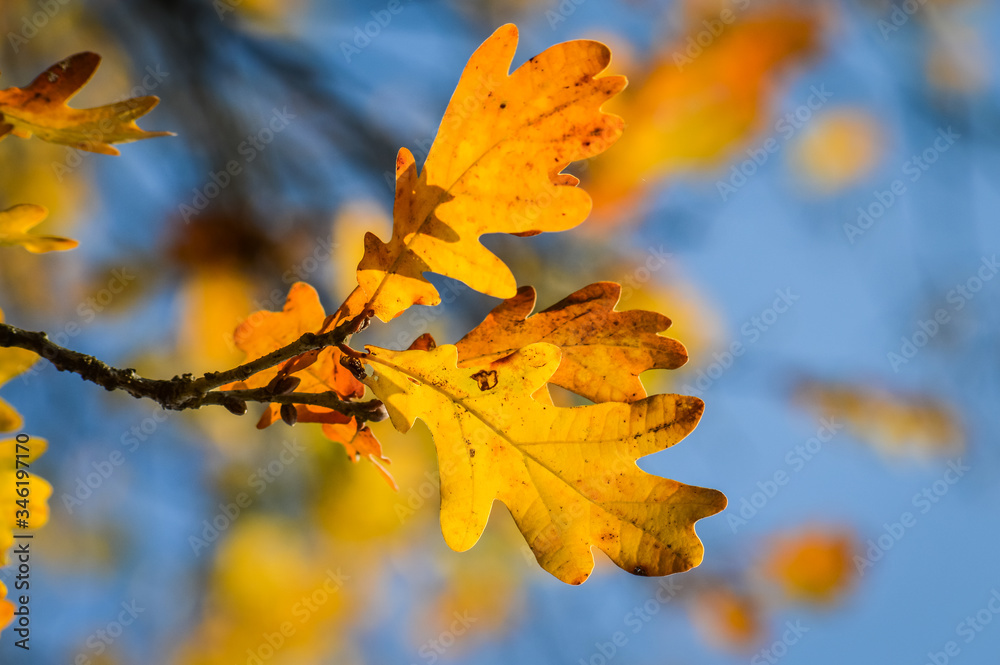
0 315 384 422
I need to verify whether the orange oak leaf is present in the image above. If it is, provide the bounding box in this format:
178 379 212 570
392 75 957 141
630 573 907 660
223 282 364 431
407 333 437 352
587 14 820 220
689 584 764 652
357 24 626 321
758 526 857 604
0 581 13 634
323 418 395 490
456 282 687 403
363 343 726 584
0 52 173 155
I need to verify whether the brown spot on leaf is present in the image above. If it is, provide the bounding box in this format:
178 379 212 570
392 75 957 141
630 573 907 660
633 565 648 576
471 369 498 391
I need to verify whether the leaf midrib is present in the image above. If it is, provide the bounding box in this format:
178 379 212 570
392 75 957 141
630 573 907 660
367 353 689 554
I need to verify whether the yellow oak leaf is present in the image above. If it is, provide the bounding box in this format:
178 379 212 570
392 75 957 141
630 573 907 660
796 380 964 459
171 515 352 665
0 204 77 253
176 267 255 373
0 306 38 432
363 343 726 584
0 52 173 155
357 24 626 321
1 436 51 564
456 282 687 403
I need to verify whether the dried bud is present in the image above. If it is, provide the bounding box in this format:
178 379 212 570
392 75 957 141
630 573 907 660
267 375 301 395
222 397 248 416
340 354 367 382
280 403 298 426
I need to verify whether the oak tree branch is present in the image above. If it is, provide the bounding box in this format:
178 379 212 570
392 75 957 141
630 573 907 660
0 316 384 422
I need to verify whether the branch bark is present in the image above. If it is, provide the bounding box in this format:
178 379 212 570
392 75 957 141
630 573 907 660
0 315 385 422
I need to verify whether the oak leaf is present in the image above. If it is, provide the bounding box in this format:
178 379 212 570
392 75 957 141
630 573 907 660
363 343 726 584
321 417 395 491
0 52 173 155
224 282 364 418
0 204 77 253
357 24 626 320
456 282 687 403
223 284 396 479
1 436 51 564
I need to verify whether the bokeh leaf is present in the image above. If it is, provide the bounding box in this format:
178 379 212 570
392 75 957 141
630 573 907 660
0 204 77 253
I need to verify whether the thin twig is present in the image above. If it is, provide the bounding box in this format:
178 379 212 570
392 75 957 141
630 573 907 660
0 318 384 421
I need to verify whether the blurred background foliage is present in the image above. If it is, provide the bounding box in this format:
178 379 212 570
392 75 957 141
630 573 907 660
1 0 998 662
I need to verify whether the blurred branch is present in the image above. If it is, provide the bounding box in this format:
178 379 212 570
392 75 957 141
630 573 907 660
0 312 385 422
96 0 403 220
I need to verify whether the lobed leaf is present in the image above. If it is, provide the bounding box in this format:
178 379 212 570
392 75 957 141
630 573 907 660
0 52 173 155
456 282 688 403
358 24 626 320
363 343 726 584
